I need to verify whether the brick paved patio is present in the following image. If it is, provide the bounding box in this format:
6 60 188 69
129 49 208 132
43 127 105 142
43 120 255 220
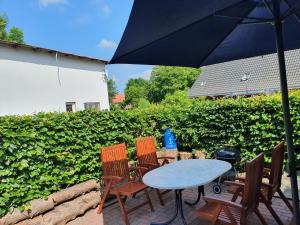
67 182 293 225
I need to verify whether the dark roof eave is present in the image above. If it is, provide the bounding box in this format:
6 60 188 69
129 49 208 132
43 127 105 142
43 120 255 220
0 40 108 64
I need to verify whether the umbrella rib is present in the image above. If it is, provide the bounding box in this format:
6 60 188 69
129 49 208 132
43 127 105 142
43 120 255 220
110 0 256 64
196 3 259 68
214 14 273 22
262 0 275 16
282 0 300 23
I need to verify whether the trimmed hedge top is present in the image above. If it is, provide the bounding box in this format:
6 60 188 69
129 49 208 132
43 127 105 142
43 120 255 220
1 91 300 217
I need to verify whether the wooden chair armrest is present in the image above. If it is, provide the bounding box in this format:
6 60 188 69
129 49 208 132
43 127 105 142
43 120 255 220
235 176 246 182
138 163 159 170
157 156 176 160
130 166 149 179
224 181 245 187
102 176 126 187
203 196 244 210
157 156 175 166
102 175 124 183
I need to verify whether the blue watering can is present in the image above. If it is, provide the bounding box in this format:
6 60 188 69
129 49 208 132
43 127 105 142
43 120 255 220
164 128 177 149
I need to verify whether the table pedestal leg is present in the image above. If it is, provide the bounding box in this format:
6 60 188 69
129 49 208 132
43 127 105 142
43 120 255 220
151 190 187 225
184 185 205 206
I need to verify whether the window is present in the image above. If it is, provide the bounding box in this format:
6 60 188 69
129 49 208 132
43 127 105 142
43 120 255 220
84 102 100 110
66 102 76 112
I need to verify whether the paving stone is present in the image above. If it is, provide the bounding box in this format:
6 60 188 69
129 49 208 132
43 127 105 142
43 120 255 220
66 183 293 225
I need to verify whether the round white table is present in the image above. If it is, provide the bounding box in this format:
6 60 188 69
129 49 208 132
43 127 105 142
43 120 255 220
143 159 231 225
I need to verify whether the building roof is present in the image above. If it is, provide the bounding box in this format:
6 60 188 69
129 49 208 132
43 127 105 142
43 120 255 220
0 40 108 64
112 94 125 104
189 49 300 98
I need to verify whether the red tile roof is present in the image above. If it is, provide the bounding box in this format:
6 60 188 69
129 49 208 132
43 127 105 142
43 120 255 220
112 94 125 104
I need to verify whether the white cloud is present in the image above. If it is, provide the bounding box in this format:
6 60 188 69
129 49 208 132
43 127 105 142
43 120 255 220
39 0 68 7
98 39 117 49
101 4 111 15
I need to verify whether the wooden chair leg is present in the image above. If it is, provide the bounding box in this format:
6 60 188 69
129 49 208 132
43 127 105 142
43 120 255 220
277 189 293 213
116 193 130 225
254 208 268 225
97 183 112 214
156 189 165 206
144 189 154 212
260 192 284 225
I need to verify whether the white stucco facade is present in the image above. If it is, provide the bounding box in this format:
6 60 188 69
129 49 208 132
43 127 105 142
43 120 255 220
0 43 109 116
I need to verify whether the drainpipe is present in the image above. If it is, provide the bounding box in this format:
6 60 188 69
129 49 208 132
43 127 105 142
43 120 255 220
55 52 62 86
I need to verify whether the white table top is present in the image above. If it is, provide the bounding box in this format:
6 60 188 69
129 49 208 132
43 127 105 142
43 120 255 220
143 159 231 190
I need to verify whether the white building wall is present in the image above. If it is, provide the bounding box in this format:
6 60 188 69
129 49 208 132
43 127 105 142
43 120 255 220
0 45 109 116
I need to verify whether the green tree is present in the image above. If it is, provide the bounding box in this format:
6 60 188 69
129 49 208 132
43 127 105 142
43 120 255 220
0 14 8 40
124 78 149 107
107 79 118 104
148 66 202 102
0 13 24 43
7 27 24 44
161 90 193 107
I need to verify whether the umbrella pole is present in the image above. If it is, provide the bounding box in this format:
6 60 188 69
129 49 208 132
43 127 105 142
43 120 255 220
273 0 300 224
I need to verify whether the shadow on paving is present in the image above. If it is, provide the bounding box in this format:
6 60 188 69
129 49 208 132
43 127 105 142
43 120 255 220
67 183 293 225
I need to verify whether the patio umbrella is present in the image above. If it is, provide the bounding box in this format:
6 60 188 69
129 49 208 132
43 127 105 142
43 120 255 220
110 0 300 224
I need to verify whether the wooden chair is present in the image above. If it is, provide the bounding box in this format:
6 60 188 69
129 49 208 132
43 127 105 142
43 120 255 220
136 136 175 205
230 142 292 225
196 153 267 225
96 143 154 225
263 142 293 212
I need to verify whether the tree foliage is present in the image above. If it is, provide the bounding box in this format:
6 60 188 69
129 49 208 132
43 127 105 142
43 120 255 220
124 78 149 107
0 13 24 43
148 66 202 102
7 27 24 43
107 79 118 104
161 90 194 107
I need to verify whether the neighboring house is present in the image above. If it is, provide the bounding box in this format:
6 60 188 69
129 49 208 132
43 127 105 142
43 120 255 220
112 94 125 104
189 49 300 98
0 40 109 116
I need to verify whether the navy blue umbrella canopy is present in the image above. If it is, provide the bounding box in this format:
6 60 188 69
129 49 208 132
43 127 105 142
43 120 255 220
110 1 300 224
110 0 300 67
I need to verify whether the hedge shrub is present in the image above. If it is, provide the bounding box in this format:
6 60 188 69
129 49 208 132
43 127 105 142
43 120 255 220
1 91 300 217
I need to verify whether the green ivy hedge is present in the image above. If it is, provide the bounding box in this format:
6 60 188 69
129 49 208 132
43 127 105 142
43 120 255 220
1 91 300 217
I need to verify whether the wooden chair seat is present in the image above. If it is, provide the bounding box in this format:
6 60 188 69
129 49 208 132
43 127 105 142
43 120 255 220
111 181 148 196
218 206 242 224
195 202 222 221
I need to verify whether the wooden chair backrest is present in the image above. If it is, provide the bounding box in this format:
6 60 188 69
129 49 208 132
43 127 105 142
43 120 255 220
136 136 159 166
101 143 130 180
241 153 264 213
269 142 285 193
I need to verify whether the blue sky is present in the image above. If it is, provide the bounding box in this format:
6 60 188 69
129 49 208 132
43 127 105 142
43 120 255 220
0 0 153 92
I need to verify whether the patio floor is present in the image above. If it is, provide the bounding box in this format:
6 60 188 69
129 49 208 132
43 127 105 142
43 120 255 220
67 182 293 225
